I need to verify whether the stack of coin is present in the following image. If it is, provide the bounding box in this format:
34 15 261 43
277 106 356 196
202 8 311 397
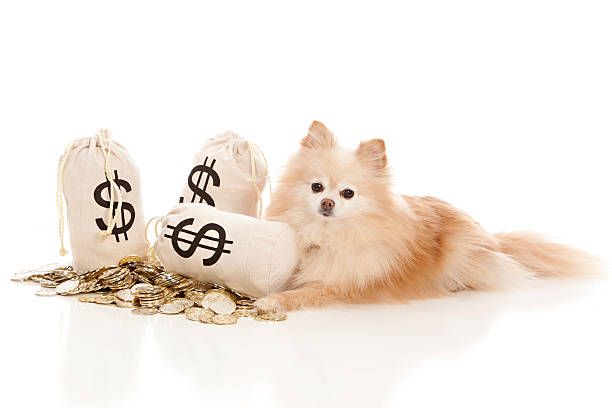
12 256 287 325
131 283 168 308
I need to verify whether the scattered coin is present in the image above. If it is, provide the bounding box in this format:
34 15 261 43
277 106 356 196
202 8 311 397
233 308 257 318
14 259 287 326
115 299 134 308
118 255 142 266
55 279 80 295
159 302 185 314
203 289 237 315
198 309 215 323
93 295 116 305
255 312 287 322
115 288 134 302
185 307 207 321
212 314 238 325
172 298 195 309
79 294 104 303
132 307 158 316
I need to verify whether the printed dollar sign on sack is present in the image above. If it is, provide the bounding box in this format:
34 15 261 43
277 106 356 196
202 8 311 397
155 204 299 298
179 156 220 205
94 170 136 242
165 217 233 266
177 131 270 218
57 129 146 272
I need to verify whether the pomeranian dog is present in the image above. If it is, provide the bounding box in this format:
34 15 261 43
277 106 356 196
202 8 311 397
255 121 601 313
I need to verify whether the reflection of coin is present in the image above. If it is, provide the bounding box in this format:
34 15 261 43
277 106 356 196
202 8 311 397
94 295 116 305
132 307 158 316
35 288 57 296
55 279 80 295
212 314 238 325
255 312 287 322
159 302 185 314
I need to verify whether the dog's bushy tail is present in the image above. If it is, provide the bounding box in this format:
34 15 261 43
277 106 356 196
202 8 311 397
495 231 603 278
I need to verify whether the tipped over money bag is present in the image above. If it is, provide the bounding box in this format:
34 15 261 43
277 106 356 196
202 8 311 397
178 131 268 218
57 129 146 272
155 204 298 297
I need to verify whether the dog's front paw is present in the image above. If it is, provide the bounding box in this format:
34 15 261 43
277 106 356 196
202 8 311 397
254 296 284 314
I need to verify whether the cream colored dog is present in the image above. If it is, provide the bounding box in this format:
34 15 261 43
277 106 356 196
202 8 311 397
255 121 600 312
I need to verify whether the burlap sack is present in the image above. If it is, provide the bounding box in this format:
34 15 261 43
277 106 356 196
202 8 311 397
155 204 298 297
178 131 269 218
57 129 146 272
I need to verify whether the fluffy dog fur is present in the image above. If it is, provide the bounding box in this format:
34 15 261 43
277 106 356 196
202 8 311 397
255 121 601 312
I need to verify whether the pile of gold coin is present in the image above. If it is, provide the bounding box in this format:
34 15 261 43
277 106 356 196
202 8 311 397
12 256 287 325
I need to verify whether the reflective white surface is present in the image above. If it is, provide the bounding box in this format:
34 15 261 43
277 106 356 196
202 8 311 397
3 276 611 408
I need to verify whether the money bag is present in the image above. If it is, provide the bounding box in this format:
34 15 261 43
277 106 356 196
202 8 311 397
155 204 298 297
57 129 147 272
178 131 269 218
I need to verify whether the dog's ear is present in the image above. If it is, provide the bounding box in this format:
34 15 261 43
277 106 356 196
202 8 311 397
301 121 336 150
356 139 387 170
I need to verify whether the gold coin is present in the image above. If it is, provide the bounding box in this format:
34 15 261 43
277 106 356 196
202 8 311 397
255 312 287 322
93 295 116 305
172 298 195 309
212 314 238 325
118 255 142 266
132 307 158 316
131 283 155 294
233 308 257 318
79 294 103 303
185 307 207 321
198 309 215 324
159 302 185 314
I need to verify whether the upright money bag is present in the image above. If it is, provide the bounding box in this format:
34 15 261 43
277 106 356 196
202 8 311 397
57 129 147 272
155 204 298 297
178 131 269 218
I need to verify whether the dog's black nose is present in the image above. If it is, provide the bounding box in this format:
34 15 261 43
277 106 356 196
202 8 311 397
321 198 335 211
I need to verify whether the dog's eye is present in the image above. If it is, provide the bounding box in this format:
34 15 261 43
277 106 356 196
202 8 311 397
311 182 324 193
341 189 354 199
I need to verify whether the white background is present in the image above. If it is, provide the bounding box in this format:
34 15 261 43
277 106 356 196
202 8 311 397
1 1 610 407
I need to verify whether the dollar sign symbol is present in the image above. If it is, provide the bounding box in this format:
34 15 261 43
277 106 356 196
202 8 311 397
164 218 233 266
179 156 221 205
93 170 136 242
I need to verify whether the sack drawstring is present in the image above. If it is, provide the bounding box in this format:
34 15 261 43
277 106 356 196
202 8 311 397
57 129 124 256
97 129 124 238
57 141 77 256
246 141 272 219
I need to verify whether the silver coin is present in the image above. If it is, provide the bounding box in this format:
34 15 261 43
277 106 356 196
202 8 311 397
55 279 80 295
131 283 154 294
115 288 134 302
159 302 185 314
